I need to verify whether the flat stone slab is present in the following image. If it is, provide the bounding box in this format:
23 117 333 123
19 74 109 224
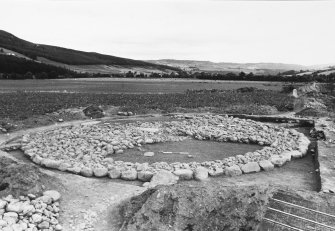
80 121 101 126
137 127 160 133
144 152 155 157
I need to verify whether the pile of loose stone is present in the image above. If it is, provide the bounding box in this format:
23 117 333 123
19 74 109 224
0 190 62 231
21 114 310 182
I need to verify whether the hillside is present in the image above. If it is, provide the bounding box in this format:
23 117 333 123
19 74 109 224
147 59 309 75
0 54 86 79
0 30 178 73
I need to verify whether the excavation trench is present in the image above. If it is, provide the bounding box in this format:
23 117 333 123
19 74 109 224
1 115 321 230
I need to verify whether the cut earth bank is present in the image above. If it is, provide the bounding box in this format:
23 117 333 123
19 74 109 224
0 113 323 231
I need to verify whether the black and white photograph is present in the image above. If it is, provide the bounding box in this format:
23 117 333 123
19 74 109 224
0 0 335 230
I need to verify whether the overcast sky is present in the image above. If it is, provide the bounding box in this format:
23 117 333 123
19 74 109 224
1 0 334 65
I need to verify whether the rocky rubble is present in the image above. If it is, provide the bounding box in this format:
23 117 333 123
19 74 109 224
0 122 17 133
0 190 62 231
20 114 311 182
83 105 104 119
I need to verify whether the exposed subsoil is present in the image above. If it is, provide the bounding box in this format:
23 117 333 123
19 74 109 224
114 139 263 164
119 182 274 231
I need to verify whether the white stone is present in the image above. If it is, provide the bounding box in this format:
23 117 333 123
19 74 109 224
291 150 303 158
55 224 63 230
6 202 23 213
137 171 154 182
147 170 179 188
22 204 35 215
280 151 292 162
121 169 138 181
37 195 53 205
194 167 209 181
0 199 7 209
43 190 61 202
93 167 108 177
208 167 224 177
0 219 7 227
80 167 93 177
3 212 18 225
259 160 274 171
241 162 261 174
270 155 286 167
225 165 242 177
31 213 43 223
173 169 193 180
108 167 122 179
144 152 155 157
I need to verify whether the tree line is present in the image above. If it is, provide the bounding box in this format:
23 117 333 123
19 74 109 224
1 55 334 83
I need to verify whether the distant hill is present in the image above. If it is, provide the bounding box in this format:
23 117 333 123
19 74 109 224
147 59 309 75
0 30 179 74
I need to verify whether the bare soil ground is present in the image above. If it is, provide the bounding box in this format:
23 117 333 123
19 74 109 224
0 79 284 93
115 139 263 164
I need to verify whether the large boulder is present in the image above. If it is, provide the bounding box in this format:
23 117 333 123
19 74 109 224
145 170 179 188
290 150 303 159
93 167 108 177
83 105 104 119
173 169 193 180
258 160 274 171
208 167 224 177
121 169 138 181
225 165 242 177
241 162 261 174
40 159 61 169
194 167 209 181
80 167 93 177
108 167 122 179
43 190 61 202
120 182 274 231
280 151 292 163
6 202 23 213
270 155 286 167
137 171 154 182
0 199 7 209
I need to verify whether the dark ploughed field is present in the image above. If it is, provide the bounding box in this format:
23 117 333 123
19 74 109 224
0 78 283 93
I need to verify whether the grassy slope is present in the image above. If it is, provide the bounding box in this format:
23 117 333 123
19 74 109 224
0 30 179 71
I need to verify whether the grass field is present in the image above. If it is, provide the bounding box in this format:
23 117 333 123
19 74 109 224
0 78 284 93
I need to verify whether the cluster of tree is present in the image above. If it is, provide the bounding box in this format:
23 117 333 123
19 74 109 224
190 71 335 83
0 55 90 79
122 70 335 83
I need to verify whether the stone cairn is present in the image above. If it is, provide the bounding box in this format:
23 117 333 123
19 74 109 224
0 190 62 231
20 114 310 182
